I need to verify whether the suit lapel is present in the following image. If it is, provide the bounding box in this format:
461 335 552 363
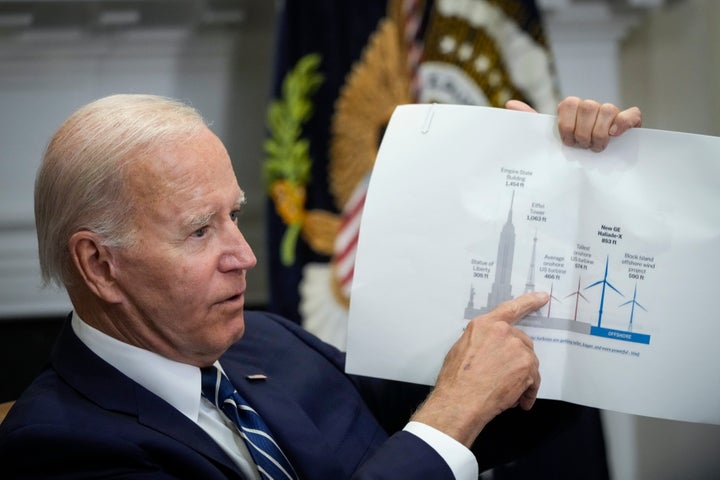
134 386 243 477
225 363 348 480
52 318 244 478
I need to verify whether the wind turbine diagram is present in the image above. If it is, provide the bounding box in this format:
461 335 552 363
545 283 562 318
564 277 589 321
464 191 654 345
619 283 647 332
584 256 624 329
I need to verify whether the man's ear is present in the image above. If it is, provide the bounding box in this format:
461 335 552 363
68 231 124 303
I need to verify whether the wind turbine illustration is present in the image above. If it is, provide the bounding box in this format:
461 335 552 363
564 277 589 321
585 256 624 328
619 283 647 331
545 283 562 318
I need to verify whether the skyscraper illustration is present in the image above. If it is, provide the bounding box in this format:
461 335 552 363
486 191 516 309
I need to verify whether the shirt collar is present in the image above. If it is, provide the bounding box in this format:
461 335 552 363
71 311 202 422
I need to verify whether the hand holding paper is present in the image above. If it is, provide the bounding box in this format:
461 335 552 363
507 96 643 151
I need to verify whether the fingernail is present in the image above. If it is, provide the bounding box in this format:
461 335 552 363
534 291 550 301
609 124 618 136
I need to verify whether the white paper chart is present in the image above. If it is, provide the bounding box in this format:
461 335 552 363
346 104 720 425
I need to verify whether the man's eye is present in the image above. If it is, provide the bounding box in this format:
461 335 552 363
230 209 241 223
191 226 208 238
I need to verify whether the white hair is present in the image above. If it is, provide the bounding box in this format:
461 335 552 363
35 94 207 287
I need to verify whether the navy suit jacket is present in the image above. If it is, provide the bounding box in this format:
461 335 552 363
0 310 601 479
0 311 455 479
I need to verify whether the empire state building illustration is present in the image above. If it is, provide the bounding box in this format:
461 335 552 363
487 191 516 309
465 192 518 319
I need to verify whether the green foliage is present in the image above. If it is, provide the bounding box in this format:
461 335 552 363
263 54 324 189
280 222 302 267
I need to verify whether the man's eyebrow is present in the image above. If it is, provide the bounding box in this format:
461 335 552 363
185 193 247 228
187 211 215 228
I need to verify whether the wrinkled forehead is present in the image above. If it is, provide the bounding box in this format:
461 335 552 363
125 126 238 206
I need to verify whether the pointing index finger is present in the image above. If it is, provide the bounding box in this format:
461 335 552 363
492 292 550 325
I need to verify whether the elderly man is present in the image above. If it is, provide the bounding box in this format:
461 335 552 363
0 94 640 479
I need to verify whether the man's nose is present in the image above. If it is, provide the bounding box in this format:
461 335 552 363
219 223 257 272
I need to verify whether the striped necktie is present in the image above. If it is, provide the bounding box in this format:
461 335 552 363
201 366 297 480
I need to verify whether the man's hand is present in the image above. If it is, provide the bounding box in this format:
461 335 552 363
506 96 642 152
410 292 549 448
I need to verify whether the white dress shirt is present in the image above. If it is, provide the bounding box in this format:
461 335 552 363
71 312 477 479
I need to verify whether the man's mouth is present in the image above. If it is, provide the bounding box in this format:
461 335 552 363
217 291 244 306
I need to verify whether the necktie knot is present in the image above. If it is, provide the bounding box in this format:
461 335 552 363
200 365 297 480
201 366 235 406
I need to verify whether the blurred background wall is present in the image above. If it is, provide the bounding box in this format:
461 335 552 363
0 0 717 478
